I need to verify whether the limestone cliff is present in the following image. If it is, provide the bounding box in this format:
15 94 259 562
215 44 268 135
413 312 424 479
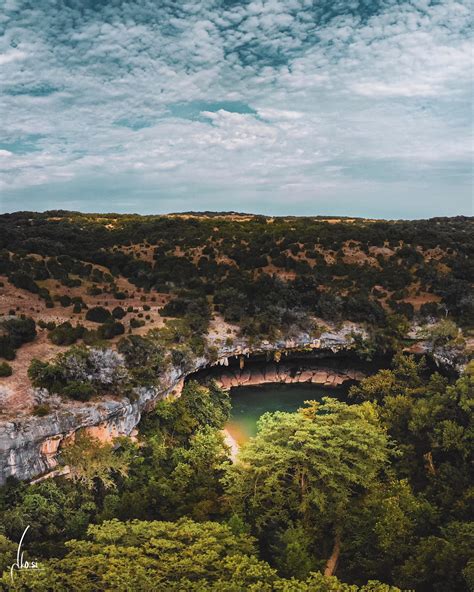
0 326 362 484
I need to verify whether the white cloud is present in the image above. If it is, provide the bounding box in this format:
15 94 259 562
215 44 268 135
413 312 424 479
0 48 26 65
0 0 471 216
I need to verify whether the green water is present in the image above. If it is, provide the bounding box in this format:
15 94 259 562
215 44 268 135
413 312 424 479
226 383 346 444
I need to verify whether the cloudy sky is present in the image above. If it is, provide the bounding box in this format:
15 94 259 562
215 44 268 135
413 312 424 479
0 0 472 218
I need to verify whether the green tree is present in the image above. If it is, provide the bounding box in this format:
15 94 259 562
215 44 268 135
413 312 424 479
0 479 97 558
61 433 131 490
396 521 474 592
2 518 399 592
224 399 392 576
144 380 231 442
166 427 229 520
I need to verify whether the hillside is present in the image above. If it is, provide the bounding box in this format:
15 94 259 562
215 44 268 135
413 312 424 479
0 212 473 592
0 212 472 415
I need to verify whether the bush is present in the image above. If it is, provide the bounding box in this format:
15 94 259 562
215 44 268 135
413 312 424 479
9 272 39 294
85 306 112 324
82 330 100 346
113 322 125 336
0 317 36 359
0 337 15 360
0 362 12 377
87 286 102 296
28 359 65 392
62 381 96 402
38 320 56 330
61 277 81 288
98 322 125 340
2 317 37 347
112 306 126 319
32 403 51 416
114 291 127 300
49 322 85 346
59 295 72 307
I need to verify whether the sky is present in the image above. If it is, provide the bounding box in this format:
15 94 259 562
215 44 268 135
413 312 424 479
0 0 472 218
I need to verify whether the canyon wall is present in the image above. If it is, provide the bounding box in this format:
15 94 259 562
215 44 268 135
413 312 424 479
214 364 365 390
0 326 363 484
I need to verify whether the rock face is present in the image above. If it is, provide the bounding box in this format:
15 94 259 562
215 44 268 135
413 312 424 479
0 326 362 484
215 365 364 390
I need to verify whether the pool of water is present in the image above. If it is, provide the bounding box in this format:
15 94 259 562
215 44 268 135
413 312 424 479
225 382 347 445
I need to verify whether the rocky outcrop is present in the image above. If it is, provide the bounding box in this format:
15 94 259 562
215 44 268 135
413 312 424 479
215 365 364 390
0 325 363 484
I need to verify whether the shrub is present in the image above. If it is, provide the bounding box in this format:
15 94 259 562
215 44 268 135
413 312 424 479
423 320 459 346
32 403 51 416
113 322 125 336
86 306 112 323
112 306 126 319
87 286 102 296
82 330 100 345
0 362 12 377
49 322 85 346
29 347 127 396
38 320 56 330
0 337 15 360
97 322 125 340
59 295 72 307
62 381 96 401
28 359 65 392
9 272 39 293
114 291 127 300
61 277 81 288
2 316 37 347
0 317 36 359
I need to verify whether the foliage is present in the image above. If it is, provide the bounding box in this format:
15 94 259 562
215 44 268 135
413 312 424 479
117 334 165 385
0 358 471 590
104 382 232 522
28 346 128 398
85 306 112 323
60 433 131 490
0 518 399 591
32 403 51 416
0 362 12 377
223 399 392 576
421 319 459 346
0 317 36 360
48 322 85 346
112 306 126 319
2 212 472 342
0 478 98 558
145 380 231 442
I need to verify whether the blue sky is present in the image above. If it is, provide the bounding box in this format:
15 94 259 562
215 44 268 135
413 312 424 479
0 0 472 218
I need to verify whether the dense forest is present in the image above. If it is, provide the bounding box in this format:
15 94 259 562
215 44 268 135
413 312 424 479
1 211 473 336
0 358 473 590
0 212 472 590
